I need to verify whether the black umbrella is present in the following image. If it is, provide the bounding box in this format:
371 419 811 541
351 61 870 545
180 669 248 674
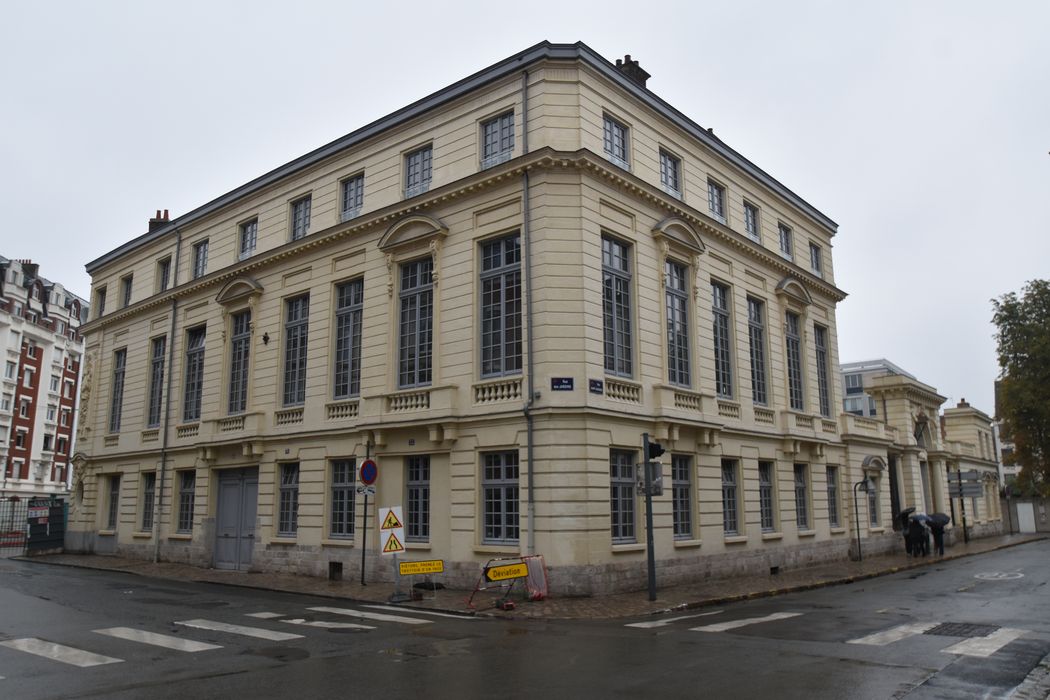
899 507 916 518
928 512 951 527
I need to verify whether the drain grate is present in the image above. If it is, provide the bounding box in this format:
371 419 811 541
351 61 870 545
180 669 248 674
924 622 1000 638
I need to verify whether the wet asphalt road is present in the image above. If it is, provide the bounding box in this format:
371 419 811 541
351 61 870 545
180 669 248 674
1 540 1048 699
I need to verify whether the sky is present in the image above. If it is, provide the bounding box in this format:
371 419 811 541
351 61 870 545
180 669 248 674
2 0 1047 417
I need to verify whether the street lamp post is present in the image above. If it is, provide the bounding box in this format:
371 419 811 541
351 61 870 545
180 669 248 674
853 478 873 562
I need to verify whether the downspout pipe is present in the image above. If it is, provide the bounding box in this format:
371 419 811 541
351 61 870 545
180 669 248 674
153 229 182 562
520 69 536 555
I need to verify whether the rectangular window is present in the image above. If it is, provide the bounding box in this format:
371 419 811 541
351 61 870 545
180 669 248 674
794 464 809 530
1 394 10 411
814 324 831 417
239 219 258 259
659 150 681 196
867 476 880 526
278 463 299 536
183 326 206 422
147 336 166 427
868 396 878 416
60 409 70 427
109 348 127 433
177 471 195 533
19 399 30 417
107 474 120 529
228 311 251 413
22 368 33 388
810 243 823 277
404 145 433 198
120 275 133 308
759 461 776 532
290 196 312 241
406 456 430 542
283 296 310 406
43 433 52 451
341 174 364 221
712 282 733 397
602 114 629 169
157 257 171 292
333 280 364 398
95 287 106 317
141 472 156 531
46 404 56 421
665 260 690 386
778 223 793 260
722 459 739 536
192 240 209 279
15 430 26 448
398 259 434 388
4 361 14 379
602 236 633 376
480 234 522 377
826 466 840 528
748 298 768 405
744 202 760 241
844 373 863 394
708 180 726 221
609 449 636 543
785 312 804 411
329 459 356 538
483 451 520 544
672 454 692 539
481 111 514 168
57 437 67 453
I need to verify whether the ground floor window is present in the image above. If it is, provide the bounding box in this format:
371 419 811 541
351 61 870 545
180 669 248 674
759 461 776 532
610 449 636 543
106 474 121 529
482 451 519 544
826 466 840 528
722 459 739 536
794 464 809 530
330 459 356 538
140 472 156 531
672 455 692 539
406 456 430 542
867 475 880 526
278 463 299 536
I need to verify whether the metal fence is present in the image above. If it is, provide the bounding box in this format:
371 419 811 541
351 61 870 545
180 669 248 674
0 496 29 557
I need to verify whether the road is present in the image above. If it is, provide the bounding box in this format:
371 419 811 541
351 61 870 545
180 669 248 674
1 541 1048 699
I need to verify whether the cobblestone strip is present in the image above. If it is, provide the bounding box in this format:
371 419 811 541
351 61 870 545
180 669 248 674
1008 650 1050 700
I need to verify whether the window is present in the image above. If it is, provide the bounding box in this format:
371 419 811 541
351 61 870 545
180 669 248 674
46 404 57 421
664 260 690 386
785 312 804 411
708 180 726 222
483 451 519 544
283 296 310 406
60 409 70 427
331 280 364 399
778 223 793 260
826 466 840 528
748 298 768 405
404 145 432 198
660 150 681 197
602 114 629 169
107 474 121 529
15 431 25 448
867 475 880 526
794 464 809 530
51 375 60 393
57 437 67 453
759 461 776 532
609 449 636 543
712 282 733 397
329 459 356 538
844 373 863 394
4 361 14 379
405 456 430 542
480 234 522 378
109 348 127 433
228 311 251 413
19 399 30 417
239 219 257 259
147 336 166 427
398 259 434 388
481 111 514 168
22 367 33 388
1 393 10 411
278 463 299 536
192 240 209 279
290 196 312 241
602 236 633 376
341 174 364 221
810 243 823 277
744 202 760 241
95 287 106 317
177 471 195 533
672 455 692 539
26 343 38 359
183 326 206 422
157 257 171 292
844 396 865 415
722 459 739 535
814 325 831 417
120 275 133 308
141 472 156 531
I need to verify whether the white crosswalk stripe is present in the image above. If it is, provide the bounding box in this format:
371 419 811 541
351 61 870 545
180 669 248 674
281 618 374 630
245 612 283 619
94 627 222 652
942 628 1028 657
625 610 725 629
361 604 477 620
690 612 803 632
0 638 123 667
307 606 432 625
847 621 938 646
174 619 304 641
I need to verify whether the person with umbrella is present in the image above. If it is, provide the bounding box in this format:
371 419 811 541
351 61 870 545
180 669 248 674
928 513 950 555
898 507 916 555
908 513 930 557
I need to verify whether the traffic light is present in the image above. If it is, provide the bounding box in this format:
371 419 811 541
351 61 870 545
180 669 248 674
648 441 666 460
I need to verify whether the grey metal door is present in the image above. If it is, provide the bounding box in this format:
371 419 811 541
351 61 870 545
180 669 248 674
215 468 258 570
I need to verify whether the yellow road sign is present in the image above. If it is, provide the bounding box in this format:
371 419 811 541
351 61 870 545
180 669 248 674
484 562 529 582
383 532 405 554
399 559 444 576
381 509 403 530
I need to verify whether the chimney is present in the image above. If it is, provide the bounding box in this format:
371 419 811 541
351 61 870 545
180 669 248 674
149 209 170 232
615 54 650 89
958 398 970 408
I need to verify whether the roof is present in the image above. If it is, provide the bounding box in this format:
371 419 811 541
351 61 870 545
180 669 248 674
86 41 839 274
839 358 917 380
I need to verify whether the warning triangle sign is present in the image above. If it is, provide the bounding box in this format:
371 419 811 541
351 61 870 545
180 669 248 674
383 532 405 554
381 510 403 530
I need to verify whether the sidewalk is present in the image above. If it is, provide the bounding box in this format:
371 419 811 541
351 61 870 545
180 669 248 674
17 533 1046 620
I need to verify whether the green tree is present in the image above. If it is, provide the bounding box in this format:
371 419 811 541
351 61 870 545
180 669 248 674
992 279 1050 496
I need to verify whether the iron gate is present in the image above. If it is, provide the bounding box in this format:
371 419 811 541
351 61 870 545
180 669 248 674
0 496 29 557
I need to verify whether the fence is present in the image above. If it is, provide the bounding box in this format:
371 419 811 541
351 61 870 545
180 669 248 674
0 496 29 557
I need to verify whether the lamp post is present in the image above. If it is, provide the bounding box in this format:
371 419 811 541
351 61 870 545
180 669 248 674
853 477 873 562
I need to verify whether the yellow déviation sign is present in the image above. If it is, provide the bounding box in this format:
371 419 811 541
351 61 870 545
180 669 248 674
383 532 405 554
399 559 444 576
381 509 403 530
484 562 529 582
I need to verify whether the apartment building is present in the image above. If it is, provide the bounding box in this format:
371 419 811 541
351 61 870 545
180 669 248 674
69 42 934 595
1 257 87 498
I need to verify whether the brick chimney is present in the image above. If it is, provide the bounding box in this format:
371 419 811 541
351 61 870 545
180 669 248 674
149 209 170 232
957 398 970 408
615 55 650 89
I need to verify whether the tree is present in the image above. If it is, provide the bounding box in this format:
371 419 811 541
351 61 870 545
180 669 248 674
992 280 1050 496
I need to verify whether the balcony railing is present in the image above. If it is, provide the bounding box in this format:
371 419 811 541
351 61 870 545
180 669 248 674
473 378 522 405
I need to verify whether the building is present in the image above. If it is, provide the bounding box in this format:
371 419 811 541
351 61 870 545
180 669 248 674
1 257 88 498
67 42 986 595
839 358 915 418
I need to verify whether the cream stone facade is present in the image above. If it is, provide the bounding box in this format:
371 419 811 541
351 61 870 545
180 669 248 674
68 42 964 595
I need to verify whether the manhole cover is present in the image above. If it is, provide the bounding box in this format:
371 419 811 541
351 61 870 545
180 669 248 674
924 622 1000 638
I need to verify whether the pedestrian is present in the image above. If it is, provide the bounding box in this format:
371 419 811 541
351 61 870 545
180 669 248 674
929 521 945 556
899 511 913 556
908 517 928 557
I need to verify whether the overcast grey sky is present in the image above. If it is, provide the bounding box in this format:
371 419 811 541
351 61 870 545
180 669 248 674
2 0 1047 416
